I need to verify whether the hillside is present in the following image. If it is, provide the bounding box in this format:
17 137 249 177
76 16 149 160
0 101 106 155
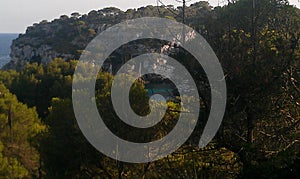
0 0 299 178
3 2 212 69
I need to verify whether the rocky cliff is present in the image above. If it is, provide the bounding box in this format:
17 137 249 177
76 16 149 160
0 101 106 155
2 7 128 69
3 3 212 70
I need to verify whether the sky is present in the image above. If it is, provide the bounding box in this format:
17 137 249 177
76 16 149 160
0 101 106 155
0 0 299 33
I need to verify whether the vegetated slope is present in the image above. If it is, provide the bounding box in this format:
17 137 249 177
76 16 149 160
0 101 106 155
3 2 212 70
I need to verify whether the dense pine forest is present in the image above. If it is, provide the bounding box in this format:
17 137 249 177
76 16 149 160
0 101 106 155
0 0 299 178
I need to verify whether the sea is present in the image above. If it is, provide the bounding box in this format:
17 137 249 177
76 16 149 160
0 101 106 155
0 33 18 68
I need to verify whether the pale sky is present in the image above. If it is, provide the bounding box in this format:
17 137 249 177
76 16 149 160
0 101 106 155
0 0 299 33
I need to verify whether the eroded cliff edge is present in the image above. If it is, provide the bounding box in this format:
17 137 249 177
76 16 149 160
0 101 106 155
3 7 127 70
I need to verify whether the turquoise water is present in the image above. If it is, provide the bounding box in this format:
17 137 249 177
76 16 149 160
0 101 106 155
145 82 178 102
146 88 174 96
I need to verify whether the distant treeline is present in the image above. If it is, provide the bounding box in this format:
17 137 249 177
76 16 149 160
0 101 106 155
0 0 299 178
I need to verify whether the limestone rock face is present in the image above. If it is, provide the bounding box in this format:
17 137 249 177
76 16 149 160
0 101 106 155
2 9 119 70
4 42 75 70
2 5 194 70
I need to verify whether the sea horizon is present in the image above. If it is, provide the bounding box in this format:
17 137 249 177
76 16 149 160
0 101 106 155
0 33 18 68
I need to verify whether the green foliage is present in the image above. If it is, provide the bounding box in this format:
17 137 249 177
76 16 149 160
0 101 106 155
201 1 300 177
0 0 299 178
0 83 45 177
5 58 77 118
0 142 29 179
38 98 86 178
